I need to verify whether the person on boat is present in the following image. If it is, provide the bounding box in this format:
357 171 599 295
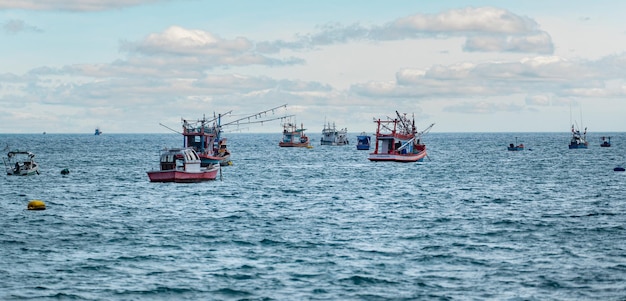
14 162 20 172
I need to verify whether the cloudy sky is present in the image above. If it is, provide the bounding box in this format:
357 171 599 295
1 0 625 133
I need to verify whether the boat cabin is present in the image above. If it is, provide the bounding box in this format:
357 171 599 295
158 148 202 172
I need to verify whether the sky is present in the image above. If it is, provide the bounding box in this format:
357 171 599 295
1 0 626 134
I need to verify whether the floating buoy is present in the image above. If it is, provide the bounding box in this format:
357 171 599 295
60 168 70 175
614 167 625 172
27 200 46 210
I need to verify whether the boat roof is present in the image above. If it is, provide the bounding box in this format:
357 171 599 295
7 150 35 156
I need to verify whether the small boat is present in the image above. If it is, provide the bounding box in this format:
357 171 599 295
569 124 588 149
216 138 232 166
94 127 102 135
507 137 524 151
356 132 371 150
320 122 349 145
614 166 625 172
3 150 40 176
147 148 219 183
279 122 311 147
600 136 612 147
368 111 434 162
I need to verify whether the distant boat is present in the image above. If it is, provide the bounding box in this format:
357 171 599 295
356 132 371 150
569 124 588 149
507 137 524 151
147 148 219 183
279 122 311 148
368 111 434 163
600 136 611 147
3 150 40 176
94 128 102 135
320 122 349 146
615 166 625 172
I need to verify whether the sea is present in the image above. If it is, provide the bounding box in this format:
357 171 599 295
1 132 625 301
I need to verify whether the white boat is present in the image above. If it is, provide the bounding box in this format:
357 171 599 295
4 150 40 176
320 122 349 145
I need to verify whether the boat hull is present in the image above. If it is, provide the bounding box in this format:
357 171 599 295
507 146 524 151
6 166 39 176
147 167 219 183
356 144 370 150
368 151 427 162
568 143 588 149
279 142 310 147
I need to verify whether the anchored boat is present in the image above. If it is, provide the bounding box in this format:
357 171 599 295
147 148 219 183
569 124 588 149
3 150 40 176
507 137 524 151
320 122 349 145
600 136 612 147
181 115 231 166
368 111 434 162
279 121 311 147
356 132 371 150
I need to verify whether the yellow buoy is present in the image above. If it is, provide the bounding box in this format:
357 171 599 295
27 200 46 210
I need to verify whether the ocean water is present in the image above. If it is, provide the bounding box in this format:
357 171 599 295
1 132 625 300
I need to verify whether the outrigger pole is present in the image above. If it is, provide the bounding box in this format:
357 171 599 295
222 104 288 127
159 123 181 134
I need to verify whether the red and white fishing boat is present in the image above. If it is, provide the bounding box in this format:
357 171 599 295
147 148 219 183
181 116 230 166
368 111 434 162
279 121 311 148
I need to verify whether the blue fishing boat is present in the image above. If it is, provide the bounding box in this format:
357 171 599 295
94 127 102 135
356 132 371 150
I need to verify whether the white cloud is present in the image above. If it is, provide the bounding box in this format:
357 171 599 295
388 7 539 34
443 101 525 114
120 26 304 68
2 19 42 34
352 53 626 114
261 7 553 54
0 0 164 11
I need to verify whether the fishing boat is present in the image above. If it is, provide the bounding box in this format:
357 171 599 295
94 127 102 135
569 124 588 149
368 111 434 162
279 121 311 147
216 138 232 166
3 150 40 176
600 136 612 147
181 115 230 166
507 137 524 151
147 148 219 183
165 104 290 166
320 122 349 145
356 132 371 150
